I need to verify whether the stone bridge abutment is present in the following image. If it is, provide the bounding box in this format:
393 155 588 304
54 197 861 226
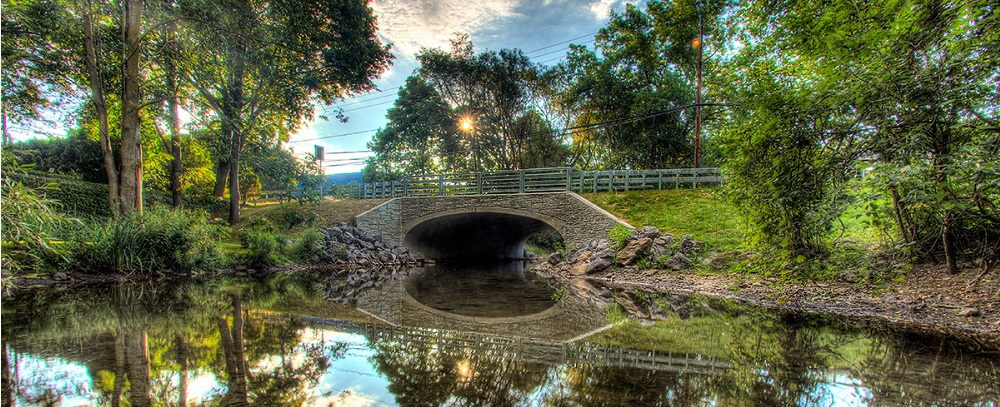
355 192 630 261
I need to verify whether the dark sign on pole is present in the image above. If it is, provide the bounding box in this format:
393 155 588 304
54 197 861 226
314 145 324 162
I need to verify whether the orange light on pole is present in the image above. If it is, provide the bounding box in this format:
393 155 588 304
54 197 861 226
692 38 701 48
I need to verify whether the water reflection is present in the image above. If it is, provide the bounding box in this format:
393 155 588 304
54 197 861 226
403 262 555 317
0 271 996 406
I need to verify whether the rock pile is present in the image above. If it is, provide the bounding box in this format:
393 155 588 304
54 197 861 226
317 223 428 266
541 226 708 276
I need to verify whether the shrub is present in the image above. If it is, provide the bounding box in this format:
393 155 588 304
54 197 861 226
238 228 284 266
288 228 325 262
7 171 111 218
1 170 77 273
75 207 229 273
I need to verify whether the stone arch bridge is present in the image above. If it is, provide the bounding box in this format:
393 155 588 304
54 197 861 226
355 191 630 261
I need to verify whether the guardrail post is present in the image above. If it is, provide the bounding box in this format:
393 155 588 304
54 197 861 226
519 169 525 193
403 177 409 197
565 167 572 191
391 180 396 198
477 172 483 195
625 170 630 192
438 174 444 196
658 169 663 190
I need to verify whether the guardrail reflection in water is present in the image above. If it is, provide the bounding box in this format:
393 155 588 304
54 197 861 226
348 167 723 199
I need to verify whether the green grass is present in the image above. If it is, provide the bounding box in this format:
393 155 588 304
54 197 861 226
581 188 745 251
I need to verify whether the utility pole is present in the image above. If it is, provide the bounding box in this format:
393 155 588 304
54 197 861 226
693 2 704 169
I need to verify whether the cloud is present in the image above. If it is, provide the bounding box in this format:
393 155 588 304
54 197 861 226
372 0 520 58
587 0 639 20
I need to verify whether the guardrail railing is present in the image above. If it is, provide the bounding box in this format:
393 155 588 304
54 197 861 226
346 167 722 199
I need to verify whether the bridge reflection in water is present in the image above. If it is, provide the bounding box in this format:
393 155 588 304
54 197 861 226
354 261 610 341
302 317 733 374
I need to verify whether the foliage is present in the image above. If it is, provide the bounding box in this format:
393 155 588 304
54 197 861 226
5 134 107 182
236 218 285 266
6 170 113 218
608 224 634 251
720 0 1000 270
75 207 229 273
178 0 392 224
365 35 571 180
1 162 77 274
557 0 734 169
287 228 325 262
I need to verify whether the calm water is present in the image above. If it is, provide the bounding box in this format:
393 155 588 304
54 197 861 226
1 264 997 406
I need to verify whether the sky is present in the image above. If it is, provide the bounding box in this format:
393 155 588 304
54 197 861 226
287 0 645 173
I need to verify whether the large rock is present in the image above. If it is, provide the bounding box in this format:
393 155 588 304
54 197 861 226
585 256 615 274
662 253 693 270
617 237 653 266
638 226 662 239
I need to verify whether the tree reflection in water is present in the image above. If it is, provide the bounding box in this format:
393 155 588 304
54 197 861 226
0 273 997 406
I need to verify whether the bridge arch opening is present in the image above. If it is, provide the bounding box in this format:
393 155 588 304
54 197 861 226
402 211 563 262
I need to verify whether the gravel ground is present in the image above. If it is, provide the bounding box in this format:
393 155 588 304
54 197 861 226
534 262 1000 350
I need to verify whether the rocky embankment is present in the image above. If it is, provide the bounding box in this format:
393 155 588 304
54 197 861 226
316 223 428 266
535 225 742 276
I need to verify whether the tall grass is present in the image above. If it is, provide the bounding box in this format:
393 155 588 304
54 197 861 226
75 207 229 273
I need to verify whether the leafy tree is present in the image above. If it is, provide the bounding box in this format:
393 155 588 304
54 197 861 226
0 0 76 145
723 0 999 268
365 75 459 181
559 0 734 169
176 0 392 224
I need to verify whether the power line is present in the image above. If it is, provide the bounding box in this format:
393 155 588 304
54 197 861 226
289 129 378 143
525 32 598 55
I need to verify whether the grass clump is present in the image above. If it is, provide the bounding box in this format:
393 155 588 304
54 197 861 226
75 207 229 273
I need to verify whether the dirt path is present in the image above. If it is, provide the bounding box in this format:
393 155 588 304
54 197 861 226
538 263 1000 350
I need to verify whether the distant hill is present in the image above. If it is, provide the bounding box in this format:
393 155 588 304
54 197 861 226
326 172 363 185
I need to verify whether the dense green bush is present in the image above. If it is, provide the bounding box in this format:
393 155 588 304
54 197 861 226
236 218 285 266
75 207 229 273
7 171 112 218
288 228 325 262
1 169 77 274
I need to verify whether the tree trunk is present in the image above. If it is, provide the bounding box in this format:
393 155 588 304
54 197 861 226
112 334 125 407
118 0 144 215
165 20 183 208
229 146 241 224
2 342 15 407
214 160 230 197
125 331 151 407
81 0 121 215
943 210 959 274
175 335 189 407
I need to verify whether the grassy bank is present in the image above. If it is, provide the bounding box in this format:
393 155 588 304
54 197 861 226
581 188 745 251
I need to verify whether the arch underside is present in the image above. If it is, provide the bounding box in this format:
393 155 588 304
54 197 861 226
403 212 560 262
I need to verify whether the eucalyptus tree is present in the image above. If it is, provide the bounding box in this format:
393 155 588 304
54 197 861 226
176 0 392 224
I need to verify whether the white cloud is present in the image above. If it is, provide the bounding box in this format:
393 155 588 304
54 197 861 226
372 0 520 57
587 0 639 20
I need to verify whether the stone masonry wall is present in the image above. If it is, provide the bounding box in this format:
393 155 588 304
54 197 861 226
356 191 630 248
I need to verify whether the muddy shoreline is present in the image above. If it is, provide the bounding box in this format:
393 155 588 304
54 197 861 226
5 261 998 351
534 263 1000 351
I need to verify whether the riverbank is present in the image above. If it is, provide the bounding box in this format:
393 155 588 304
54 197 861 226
533 261 1000 351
